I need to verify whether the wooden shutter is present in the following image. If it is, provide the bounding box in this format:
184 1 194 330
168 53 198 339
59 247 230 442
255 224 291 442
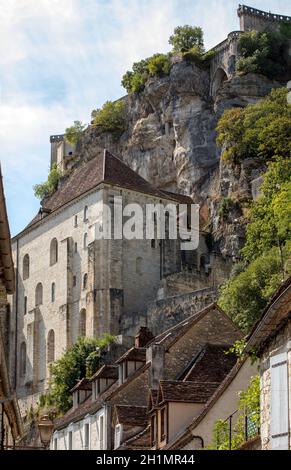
270 352 289 450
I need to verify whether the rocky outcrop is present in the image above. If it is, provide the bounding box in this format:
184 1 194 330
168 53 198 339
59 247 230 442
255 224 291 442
75 62 283 258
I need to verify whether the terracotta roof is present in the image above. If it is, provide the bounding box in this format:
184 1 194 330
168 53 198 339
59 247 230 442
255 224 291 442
158 380 220 404
70 378 92 393
245 276 291 353
121 426 151 450
90 364 119 381
115 347 146 364
115 405 148 427
181 344 237 383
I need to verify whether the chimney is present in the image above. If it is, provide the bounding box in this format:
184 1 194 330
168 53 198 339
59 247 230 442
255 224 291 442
146 343 165 390
135 327 154 348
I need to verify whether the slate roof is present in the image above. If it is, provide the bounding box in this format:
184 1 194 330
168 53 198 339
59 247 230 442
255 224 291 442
70 378 92 393
115 405 148 427
181 343 237 383
158 381 220 404
245 276 291 353
121 426 151 450
21 150 192 234
115 347 146 364
90 364 119 381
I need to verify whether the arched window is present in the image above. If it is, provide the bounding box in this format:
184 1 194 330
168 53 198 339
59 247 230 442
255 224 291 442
84 206 88 222
50 238 58 266
47 330 55 364
23 254 30 280
20 342 26 377
83 273 88 290
24 296 27 315
51 282 56 302
83 233 88 250
35 283 43 306
136 257 143 275
79 309 86 337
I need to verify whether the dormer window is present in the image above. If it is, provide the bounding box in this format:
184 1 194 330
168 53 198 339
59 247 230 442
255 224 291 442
117 348 146 384
91 365 118 399
71 379 92 409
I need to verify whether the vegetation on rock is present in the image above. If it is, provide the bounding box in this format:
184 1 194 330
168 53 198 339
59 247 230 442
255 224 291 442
33 164 61 200
168 25 204 53
217 88 291 332
91 100 126 136
216 88 291 164
65 120 86 146
236 27 291 79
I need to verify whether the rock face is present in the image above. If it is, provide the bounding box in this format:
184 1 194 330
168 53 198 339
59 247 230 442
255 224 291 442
75 62 282 258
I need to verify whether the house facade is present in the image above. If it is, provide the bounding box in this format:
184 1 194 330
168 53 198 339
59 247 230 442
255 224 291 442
245 277 291 450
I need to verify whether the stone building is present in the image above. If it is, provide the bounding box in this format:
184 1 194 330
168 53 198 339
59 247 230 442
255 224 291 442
51 303 243 450
0 167 23 448
245 276 291 450
9 148 208 409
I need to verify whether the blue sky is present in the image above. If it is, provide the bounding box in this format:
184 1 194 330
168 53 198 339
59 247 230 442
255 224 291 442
1 0 290 236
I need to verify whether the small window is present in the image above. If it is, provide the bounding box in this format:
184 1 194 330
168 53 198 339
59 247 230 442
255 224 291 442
54 438 58 451
24 296 27 315
20 342 26 377
47 330 55 364
51 282 56 302
79 309 86 337
83 233 88 250
68 431 73 450
84 206 88 222
74 242 78 253
50 238 58 266
73 276 77 287
83 273 88 290
151 240 155 249
35 283 43 306
74 215 78 228
160 407 166 441
84 423 90 450
114 424 122 449
23 254 30 280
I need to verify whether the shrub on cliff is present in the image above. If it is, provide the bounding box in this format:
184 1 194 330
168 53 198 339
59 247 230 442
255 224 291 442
236 29 289 79
121 53 171 94
34 164 61 200
65 120 86 146
168 25 204 53
216 88 291 164
91 100 126 135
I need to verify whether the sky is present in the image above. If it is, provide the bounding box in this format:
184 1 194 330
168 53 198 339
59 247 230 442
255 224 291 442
0 0 290 236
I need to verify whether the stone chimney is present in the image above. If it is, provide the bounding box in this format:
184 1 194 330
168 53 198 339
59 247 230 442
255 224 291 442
146 343 165 390
135 327 154 348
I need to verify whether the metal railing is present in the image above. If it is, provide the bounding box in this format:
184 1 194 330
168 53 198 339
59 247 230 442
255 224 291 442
215 409 260 450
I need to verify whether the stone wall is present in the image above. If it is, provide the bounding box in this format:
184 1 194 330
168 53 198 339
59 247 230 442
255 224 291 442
238 5 291 33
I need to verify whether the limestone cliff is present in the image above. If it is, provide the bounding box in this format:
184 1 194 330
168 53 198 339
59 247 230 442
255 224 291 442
75 61 283 258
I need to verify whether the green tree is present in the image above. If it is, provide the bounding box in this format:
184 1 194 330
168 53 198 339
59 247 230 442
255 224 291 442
236 30 289 79
218 246 289 331
47 335 115 413
169 25 204 53
216 88 291 164
91 100 126 135
33 164 61 200
147 54 171 77
65 120 86 145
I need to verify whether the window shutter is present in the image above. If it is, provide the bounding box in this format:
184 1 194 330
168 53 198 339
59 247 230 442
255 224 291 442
270 352 289 450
